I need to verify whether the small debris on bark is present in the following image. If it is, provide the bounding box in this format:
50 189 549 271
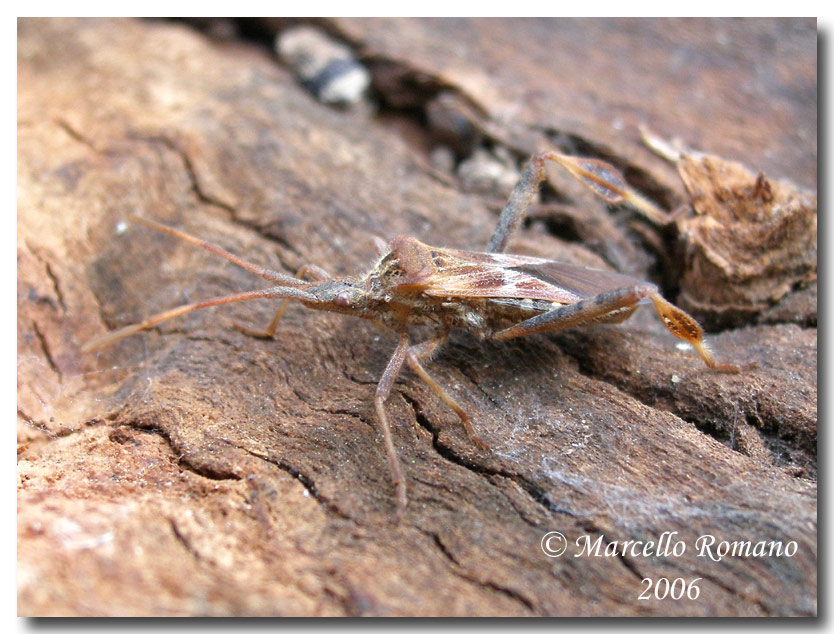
276 25 371 106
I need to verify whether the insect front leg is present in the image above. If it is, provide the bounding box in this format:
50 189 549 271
405 337 490 451
375 334 411 521
234 263 330 339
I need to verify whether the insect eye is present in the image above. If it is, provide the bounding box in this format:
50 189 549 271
335 291 352 307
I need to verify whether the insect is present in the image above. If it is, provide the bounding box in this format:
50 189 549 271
84 151 748 520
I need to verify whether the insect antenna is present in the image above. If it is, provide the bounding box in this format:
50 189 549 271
130 216 309 287
82 286 318 352
83 217 320 351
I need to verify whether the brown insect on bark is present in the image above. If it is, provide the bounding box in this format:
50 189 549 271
83 151 750 520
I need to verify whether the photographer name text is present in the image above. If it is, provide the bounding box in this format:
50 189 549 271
574 531 797 561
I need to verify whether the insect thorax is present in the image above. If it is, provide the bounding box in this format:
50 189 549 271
359 238 567 336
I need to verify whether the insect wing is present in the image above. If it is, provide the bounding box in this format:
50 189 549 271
419 248 582 303
509 261 651 298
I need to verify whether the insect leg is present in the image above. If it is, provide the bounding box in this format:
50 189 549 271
648 295 750 372
492 284 658 341
234 264 331 339
375 334 411 520
487 152 627 253
406 338 490 450
486 154 548 253
493 286 748 373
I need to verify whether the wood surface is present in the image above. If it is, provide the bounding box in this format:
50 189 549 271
18 18 816 616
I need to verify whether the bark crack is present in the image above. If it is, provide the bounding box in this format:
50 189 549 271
126 132 236 213
128 131 307 271
31 320 62 382
400 391 575 521
419 528 536 613
43 261 67 313
54 118 101 153
231 443 353 521
168 516 203 563
17 407 58 438
24 241 67 314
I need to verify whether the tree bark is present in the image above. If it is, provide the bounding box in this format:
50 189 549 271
18 18 816 616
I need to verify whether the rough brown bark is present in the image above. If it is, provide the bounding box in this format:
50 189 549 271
18 18 816 616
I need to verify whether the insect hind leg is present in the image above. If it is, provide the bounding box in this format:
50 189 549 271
492 285 752 373
649 295 751 373
486 152 628 253
492 284 658 341
486 154 547 253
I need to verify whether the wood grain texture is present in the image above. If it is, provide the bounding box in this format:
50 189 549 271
18 18 816 616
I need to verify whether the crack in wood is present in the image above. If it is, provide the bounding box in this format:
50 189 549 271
400 391 576 522
31 320 62 381
419 528 536 613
